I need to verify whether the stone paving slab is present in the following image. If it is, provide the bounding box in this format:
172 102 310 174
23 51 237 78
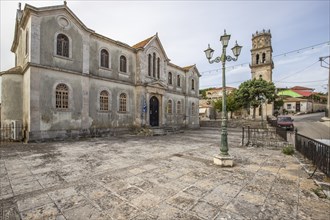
0 128 329 220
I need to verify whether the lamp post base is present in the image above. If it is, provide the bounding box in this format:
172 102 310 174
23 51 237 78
213 154 234 167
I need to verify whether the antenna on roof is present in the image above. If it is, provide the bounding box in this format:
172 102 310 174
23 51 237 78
18 2 21 10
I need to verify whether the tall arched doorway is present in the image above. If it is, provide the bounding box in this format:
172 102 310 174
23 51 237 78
149 96 159 127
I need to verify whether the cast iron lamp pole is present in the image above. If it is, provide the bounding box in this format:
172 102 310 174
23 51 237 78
204 30 242 156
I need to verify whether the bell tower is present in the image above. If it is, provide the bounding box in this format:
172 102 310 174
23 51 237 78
250 29 274 119
250 29 274 82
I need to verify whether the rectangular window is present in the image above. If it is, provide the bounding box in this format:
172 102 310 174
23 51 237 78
287 104 291 110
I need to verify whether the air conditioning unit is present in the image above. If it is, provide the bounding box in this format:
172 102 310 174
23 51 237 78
11 120 22 141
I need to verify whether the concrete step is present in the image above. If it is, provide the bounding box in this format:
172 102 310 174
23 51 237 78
150 127 183 136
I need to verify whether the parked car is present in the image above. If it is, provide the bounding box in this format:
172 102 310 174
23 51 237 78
277 116 294 131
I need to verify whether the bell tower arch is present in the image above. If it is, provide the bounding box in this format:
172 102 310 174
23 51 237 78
250 29 274 82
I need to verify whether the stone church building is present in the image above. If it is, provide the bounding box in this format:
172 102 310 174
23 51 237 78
0 2 200 141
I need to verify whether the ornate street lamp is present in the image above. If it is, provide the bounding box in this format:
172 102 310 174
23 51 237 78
204 30 242 166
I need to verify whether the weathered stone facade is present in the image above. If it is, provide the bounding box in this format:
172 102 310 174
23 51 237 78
0 3 200 141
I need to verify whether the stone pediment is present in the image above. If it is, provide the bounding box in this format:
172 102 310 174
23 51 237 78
146 81 168 95
147 81 168 90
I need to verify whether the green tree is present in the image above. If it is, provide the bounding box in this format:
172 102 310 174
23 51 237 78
236 78 276 119
213 98 222 112
274 96 284 110
212 90 242 118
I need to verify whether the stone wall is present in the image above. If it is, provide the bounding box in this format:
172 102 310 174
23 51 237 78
200 119 266 128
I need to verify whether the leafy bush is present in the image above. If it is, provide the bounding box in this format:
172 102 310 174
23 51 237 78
282 145 294 155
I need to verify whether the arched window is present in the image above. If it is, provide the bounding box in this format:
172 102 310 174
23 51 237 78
191 102 195 115
120 55 127 72
262 53 266 63
191 79 195 90
177 75 181 87
119 93 127 112
56 34 69 57
148 54 152 76
256 54 259 64
55 83 69 109
100 90 109 111
100 49 109 68
167 100 172 114
168 72 172 85
25 30 29 55
153 53 156 77
157 57 160 79
177 101 181 114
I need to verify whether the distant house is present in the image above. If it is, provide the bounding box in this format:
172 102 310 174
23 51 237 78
282 97 312 113
199 87 236 120
198 99 214 120
205 87 236 100
278 86 326 114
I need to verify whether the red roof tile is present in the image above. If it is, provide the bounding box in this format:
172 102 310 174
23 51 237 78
290 86 314 91
292 90 313 97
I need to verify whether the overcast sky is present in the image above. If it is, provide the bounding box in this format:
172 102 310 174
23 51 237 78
1 0 329 92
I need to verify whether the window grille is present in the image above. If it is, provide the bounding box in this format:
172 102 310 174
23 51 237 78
177 101 181 114
167 100 172 114
55 83 69 109
119 93 127 112
100 90 109 111
57 34 69 57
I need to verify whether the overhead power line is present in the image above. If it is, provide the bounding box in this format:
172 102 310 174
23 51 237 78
278 79 328 83
273 60 319 82
200 41 330 75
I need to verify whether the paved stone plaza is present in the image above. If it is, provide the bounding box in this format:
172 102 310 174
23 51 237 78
1 128 329 220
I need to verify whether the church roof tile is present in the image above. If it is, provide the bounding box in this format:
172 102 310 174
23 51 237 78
132 36 154 49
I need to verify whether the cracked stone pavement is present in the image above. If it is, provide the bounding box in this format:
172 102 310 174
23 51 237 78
1 128 329 220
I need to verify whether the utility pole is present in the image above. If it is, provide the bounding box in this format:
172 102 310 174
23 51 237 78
319 56 330 118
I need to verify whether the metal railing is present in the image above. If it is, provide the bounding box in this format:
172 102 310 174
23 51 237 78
0 123 24 143
295 132 330 177
241 126 287 147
